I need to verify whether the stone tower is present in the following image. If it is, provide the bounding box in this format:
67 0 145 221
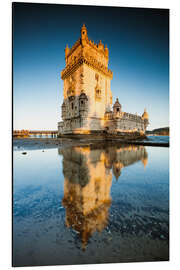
58 24 113 134
58 24 149 136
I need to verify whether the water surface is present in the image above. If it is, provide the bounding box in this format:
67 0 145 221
146 135 169 144
13 143 169 266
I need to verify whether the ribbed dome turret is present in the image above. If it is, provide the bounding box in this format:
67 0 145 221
113 98 122 114
113 98 121 108
142 108 149 120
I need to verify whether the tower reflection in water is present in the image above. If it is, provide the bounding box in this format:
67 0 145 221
58 143 148 249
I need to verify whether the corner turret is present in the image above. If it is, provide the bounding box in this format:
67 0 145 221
105 44 109 58
113 98 122 116
142 108 149 130
142 108 149 120
65 44 69 57
98 40 104 50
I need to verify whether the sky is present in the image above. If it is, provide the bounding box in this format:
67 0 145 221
13 3 169 130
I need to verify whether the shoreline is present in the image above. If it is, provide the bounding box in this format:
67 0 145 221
13 137 169 151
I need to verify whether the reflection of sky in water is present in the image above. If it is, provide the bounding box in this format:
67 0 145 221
13 145 169 267
13 149 63 188
147 136 169 143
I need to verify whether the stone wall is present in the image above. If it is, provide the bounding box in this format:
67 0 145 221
83 64 112 118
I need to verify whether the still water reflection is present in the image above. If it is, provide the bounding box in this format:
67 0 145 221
60 144 148 249
13 143 169 266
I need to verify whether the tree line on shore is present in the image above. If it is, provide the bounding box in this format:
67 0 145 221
146 127 169 136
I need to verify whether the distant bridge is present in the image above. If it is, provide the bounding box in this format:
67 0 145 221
13 130 58 137
29 130 58 135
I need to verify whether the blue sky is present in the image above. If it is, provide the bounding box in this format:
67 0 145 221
13 3 169 130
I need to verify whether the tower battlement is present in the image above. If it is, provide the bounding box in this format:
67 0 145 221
65 25 109 61
61 24 112 80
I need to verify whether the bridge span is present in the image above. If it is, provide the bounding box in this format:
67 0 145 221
13 130 58 138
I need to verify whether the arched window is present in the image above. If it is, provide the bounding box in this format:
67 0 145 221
71 103 74 110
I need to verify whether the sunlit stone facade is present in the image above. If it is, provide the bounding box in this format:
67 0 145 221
58 25 149 135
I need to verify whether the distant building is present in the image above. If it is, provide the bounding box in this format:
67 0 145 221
58 25 149 135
